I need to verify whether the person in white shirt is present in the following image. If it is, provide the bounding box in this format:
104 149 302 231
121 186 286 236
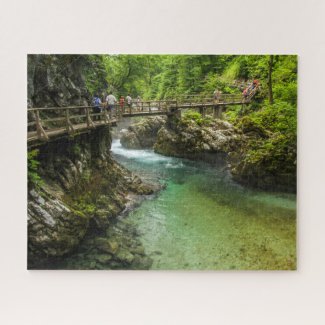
126 94 132 112
136 96 141 111
106 93 117 117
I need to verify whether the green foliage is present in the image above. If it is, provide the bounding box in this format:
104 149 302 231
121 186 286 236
182 110 212 126
72 144 82 157
28 149 43 188
245 132 296 174
75 198 96 215
83 55 108 97
234 100 297 181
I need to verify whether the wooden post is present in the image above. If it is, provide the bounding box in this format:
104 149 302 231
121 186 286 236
213 105 222 119
158 101 161 112
65 108 74 133
86 107 95 128
149 101 151 113
213 105 218 119
219 106 224 119
35 110 48 140
118 104 122 119
103 109 110 124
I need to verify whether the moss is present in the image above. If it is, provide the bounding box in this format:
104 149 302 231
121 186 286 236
181 110 212 126
28 149 43 189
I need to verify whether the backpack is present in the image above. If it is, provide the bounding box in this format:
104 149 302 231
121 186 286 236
92 97 100 107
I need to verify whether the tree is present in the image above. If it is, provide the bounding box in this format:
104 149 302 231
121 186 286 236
268 55 274 104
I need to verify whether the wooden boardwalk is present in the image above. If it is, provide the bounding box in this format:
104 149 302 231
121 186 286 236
28 90 258 146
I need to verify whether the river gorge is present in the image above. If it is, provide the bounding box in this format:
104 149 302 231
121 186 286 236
27 55 297 271
28 117 296 270
110 137 296 270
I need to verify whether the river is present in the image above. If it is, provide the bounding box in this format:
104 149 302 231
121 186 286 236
111 139 296 270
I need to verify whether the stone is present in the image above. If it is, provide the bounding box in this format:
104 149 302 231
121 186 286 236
95 254 112 264
120 116 166 149
116 249 135 264
95 238 119 254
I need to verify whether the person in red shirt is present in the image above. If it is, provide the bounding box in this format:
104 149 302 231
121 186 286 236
253 79 259 89
119 96 125 113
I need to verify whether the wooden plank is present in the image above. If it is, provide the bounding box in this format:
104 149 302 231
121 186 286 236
65 108 74 133
35 110 48 141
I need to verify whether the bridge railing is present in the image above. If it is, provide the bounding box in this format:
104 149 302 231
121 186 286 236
27 105 121 141
27 92 257 142
121 100 177 114
170 93 245 106
27 100 177 141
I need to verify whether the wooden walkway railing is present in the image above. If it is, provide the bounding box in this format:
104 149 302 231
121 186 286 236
27 89 258 144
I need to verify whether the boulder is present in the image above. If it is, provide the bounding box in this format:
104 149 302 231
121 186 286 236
120 116 166 149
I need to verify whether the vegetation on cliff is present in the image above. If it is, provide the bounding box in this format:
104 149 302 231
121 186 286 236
106 54 296 191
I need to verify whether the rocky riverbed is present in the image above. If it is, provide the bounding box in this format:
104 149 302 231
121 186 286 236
28 126 162 269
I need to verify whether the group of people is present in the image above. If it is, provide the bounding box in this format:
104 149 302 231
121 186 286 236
242 79 259 99
212 78 259 104
91 93 142 120
213 89 222 102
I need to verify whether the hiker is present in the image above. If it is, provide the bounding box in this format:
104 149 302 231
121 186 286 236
126 94 132 112
106 92 117 118
242 87 249 100
136 96 141 111
92 94 102 121
213 89 221 103
252 79 259 89
119 96 125 113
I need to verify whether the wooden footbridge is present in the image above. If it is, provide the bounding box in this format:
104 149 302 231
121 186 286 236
28 89 258 146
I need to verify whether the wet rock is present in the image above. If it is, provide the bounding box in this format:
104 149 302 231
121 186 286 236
95 238 119 254
28 188 89 266
116 249 135 264
120 116 166 149
95 254 113 264
154 118 242 159
132 256 153 269
130 245 145 255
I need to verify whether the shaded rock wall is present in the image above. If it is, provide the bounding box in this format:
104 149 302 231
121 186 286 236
28 126 154 269
28 55 91 108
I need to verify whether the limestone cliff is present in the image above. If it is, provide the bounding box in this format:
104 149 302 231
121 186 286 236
27 55 155 269
28 126 154 269
120 116 167 149
120 114 295 192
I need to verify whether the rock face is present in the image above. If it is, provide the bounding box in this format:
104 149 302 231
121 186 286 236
228 118 296 192
120 116 166 149
154 118 243 162
27 55 155 269
27 55 94 108
28 126 155 269
120 113 295 192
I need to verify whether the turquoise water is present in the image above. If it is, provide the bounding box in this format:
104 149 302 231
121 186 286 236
112 140 296 270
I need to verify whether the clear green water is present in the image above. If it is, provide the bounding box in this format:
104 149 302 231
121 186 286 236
112 140 296 270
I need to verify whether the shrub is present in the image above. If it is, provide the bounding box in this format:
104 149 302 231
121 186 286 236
28 149 43 188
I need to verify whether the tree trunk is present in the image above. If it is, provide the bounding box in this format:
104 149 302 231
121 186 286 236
268 55 274 104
